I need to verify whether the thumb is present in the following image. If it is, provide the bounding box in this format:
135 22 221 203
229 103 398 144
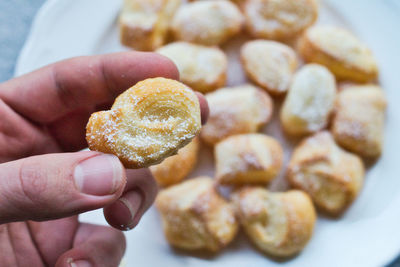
0 151 126 224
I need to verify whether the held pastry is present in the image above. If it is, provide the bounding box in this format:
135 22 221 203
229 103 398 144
298 26 379 82
201 85 273 146
156 177 238 252
241 40 298 95
287 131 365 216
171 0 244 46
150 137 199 187
244 0 318 40
86 77 201 169
157 42 227 93
332 85 387 158
232 187 316 257
119 0 181 51
215 134 283 185
280 64 336 136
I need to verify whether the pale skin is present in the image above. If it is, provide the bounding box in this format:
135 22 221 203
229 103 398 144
0 52 209 267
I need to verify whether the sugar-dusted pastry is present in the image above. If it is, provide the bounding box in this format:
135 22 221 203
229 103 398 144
244 0 318 40
280 64 336 136
150 137 199 187
232 187 316 257
157 42 227 93
156 177 238 252
201 85 273 146
332 85 387 158
215 134 283 185
171 0 244 46
287 131 365 216
119 0 181 51
298 26 379 82
86 78 201 169
241 40 298 95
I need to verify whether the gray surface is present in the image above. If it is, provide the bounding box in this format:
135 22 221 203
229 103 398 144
0 0 45 82
0 1 399 266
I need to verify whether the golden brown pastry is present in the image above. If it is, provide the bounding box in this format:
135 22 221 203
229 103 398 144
215 134 283 185
157 42 227 93
119 0 181 51
332 85 387 158
201 85 273 146
232 187 316 257
280 64 336 136
244 0 318 40
156 177 238 252
298 26 379 82
241 40 298 95
86 78 201 169
150 137 199 187
171 0 244 46
287 131 365 216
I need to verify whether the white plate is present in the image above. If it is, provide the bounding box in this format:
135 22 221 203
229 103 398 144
15 0 400 266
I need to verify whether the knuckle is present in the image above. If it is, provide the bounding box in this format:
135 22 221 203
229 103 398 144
18 158 52 208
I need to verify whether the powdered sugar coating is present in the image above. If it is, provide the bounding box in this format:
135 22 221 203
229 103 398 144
86 77 201 168
171 0 244 46
201 85 273 145
280 64 336 135
244 0 318 40
287 131 365 215
157 42 227 93
241 40 298 94
215 133 283 185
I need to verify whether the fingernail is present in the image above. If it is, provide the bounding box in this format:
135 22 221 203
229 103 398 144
70 260 92 267
74 154 124 196
117 190 143 230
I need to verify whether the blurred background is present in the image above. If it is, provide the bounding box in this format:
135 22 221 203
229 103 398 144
0 1 399 266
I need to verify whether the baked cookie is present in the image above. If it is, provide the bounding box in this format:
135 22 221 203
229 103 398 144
201 85 273 146
156 177 238 252
332 85 387 158
244 0 318 40
119 0 181 51
280 64 336 136
287 131 365 216
86 78 201 168
171 0 244 46
232 187 316 257
157 42 227 93
298 26 379 82
215 134 283 185
241 40 298 95
150 137 199 187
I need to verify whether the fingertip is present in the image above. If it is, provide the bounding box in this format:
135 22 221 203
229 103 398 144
104 190 143 231
149 52 180 81
195 92 209 125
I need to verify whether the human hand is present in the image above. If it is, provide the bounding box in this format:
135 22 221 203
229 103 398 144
0 52 209 267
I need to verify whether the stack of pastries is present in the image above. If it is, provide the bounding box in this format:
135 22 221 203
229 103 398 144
116 0 386 261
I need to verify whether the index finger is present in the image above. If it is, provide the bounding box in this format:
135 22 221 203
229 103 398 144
0 51 179 124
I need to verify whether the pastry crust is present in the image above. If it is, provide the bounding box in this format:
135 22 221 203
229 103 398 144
244 0 318 40
287 131 365 216
119 0 181 51
332 85 387 158
241 40 298 95
298 26 379 82
86 78 201 169
280 64 336 136
215 134 283 185
156 177 238 252
157 42 227 93
171 0 244 46
201 85 273 146
232 187 316 257
150 137 200 187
